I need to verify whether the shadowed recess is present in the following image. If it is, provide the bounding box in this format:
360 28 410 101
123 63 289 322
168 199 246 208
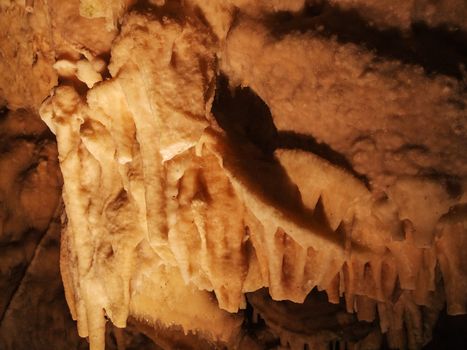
211 75 375 254
247 288 375 342
266 2 467 79
212 74 278 156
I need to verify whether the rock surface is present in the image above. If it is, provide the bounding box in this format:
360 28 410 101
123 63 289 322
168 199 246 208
0 1 466 349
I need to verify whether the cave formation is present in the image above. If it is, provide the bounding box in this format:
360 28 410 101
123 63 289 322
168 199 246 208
0 1 467 349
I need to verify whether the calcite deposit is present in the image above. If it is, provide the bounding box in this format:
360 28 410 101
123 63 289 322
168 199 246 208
0 0 466 349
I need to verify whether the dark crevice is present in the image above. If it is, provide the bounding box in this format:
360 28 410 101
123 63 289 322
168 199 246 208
0 107 7 120
57 76 89 97
0 226 49 326
266 3 467 79
12 130 55 143
0 130 56 155
243 299 272 338
247 288 375 344
212 74 278 156
131 0 187 24
423 309 467 349
97 52 112 80
415 170 464 199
